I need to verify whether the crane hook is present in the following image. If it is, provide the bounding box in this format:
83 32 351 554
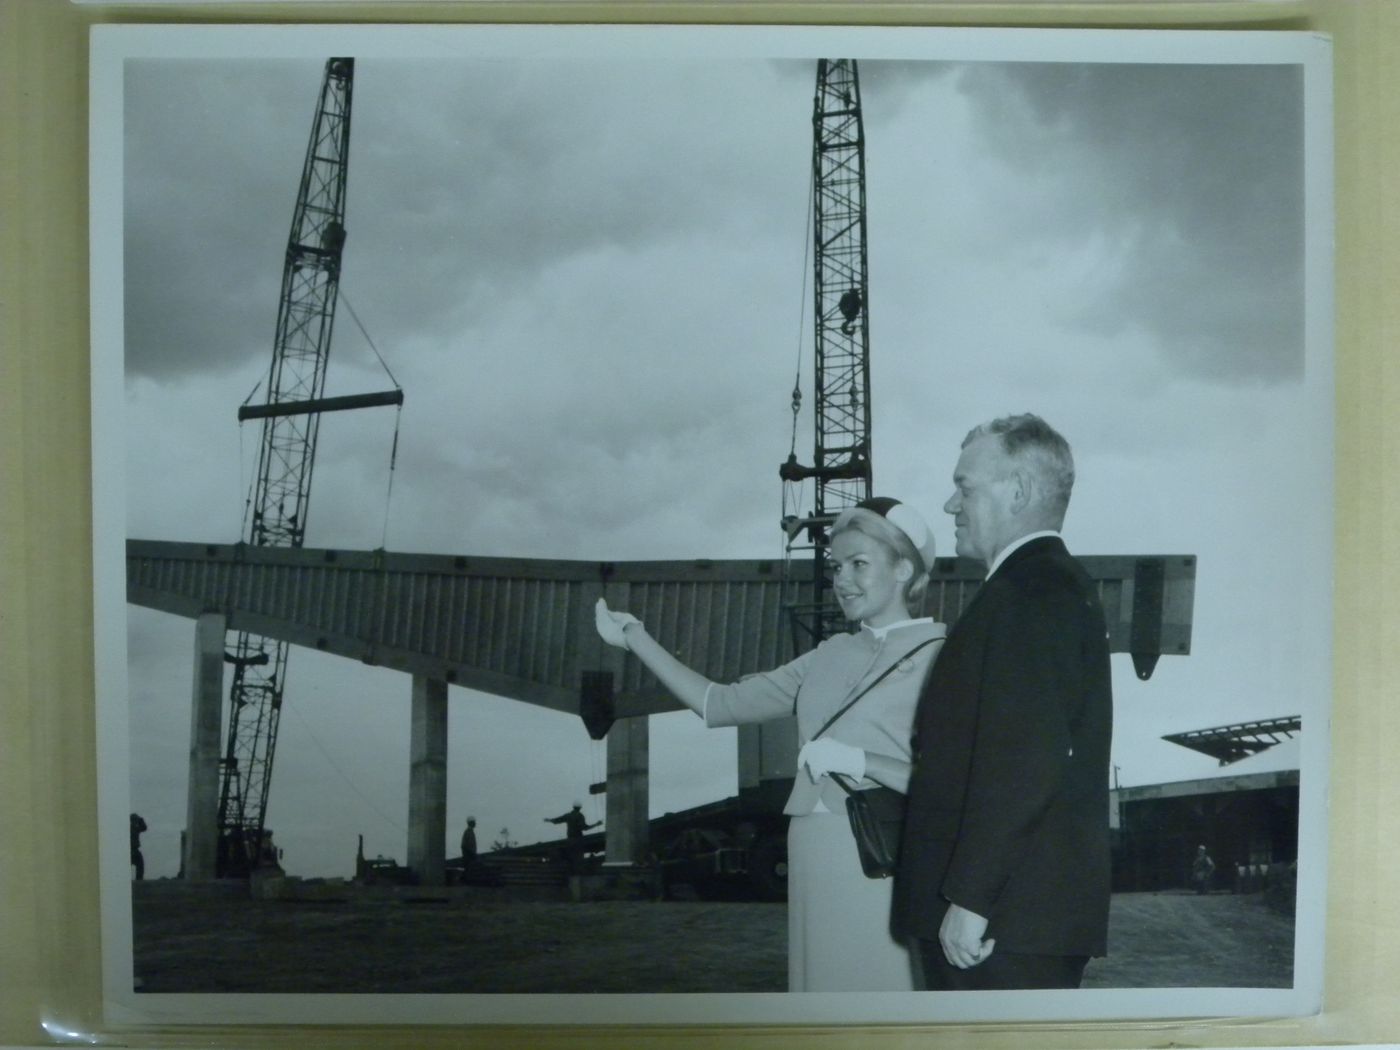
838 289 862 335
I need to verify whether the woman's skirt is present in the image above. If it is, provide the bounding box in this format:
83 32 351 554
786 807 917 992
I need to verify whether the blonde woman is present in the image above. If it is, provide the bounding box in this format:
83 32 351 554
596 497 944 991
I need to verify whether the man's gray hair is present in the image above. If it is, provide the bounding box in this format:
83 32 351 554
964 413 1075 517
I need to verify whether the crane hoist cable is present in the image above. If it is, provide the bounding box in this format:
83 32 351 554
284 697 406 836
788 169 814 463
340 291 402 390
782 170 817 543
339 290 404 550
378 401 403 550
237 378 265 538
240 377 264 408
588 738 606 825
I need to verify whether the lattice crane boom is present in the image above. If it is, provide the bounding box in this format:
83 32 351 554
780 59 874 648
216 57 355 876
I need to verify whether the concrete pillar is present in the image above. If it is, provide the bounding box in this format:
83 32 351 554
604 715 649 865
737 718 798 790
183 611 225 880
407 674 448 886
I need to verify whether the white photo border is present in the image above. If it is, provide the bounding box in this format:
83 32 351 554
90 20 1334 1028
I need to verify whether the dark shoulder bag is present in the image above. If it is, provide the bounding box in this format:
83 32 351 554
810 638 938 879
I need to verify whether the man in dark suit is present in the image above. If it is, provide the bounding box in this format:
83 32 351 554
893 413 1112 990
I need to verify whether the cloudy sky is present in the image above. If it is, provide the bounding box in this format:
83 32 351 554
102 27 1330 884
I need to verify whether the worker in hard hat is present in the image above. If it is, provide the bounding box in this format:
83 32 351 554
460 817 478 862
596 497 943 992
545 802 600 873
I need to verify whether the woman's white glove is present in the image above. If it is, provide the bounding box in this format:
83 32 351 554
595 598 642 650
797 738 867 782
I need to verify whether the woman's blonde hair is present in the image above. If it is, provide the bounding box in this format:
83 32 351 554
829 505 930 609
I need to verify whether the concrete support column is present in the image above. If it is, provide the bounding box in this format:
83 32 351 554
604 715 649 865
183 611 225 880
407 674 448 886
737 718 798 790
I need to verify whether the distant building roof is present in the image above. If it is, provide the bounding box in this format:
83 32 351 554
1114 767 1299 805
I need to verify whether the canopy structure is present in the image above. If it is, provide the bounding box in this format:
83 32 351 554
1163 716 1302 766
126 537 1195 883
127 539 1196 715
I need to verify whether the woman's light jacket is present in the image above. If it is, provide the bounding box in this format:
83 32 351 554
704 619 945 816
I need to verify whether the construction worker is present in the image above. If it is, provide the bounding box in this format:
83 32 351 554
545 803 600 873
1192 844 1216 894
460 817 478 863
130 813 148 880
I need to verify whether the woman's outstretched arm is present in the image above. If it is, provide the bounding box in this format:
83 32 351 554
596 599 712 716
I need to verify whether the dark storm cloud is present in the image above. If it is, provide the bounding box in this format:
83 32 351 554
953 61 1305 382
342 59 809 349
124 58 811 383
121 55 813 582
124 60 326 381
856 59 958 112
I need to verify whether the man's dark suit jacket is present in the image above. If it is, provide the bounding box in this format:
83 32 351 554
892 535 1113 958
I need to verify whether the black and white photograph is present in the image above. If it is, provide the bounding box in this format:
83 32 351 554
89 23 1332 1027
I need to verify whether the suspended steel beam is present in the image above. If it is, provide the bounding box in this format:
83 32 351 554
237 388 403 421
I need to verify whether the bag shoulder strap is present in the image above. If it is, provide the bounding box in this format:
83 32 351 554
810 636 939 743
829 771 863 797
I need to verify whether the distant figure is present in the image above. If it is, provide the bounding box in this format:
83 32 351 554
546 802 600 840
130 813 148 881
1192 844 1216 894
460 817 478 863
545 803 600 872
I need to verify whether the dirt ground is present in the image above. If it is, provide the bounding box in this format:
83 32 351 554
1083 890 1295 989
132 882 1293 994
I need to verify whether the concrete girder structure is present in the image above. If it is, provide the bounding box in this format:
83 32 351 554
129 538 1195 884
